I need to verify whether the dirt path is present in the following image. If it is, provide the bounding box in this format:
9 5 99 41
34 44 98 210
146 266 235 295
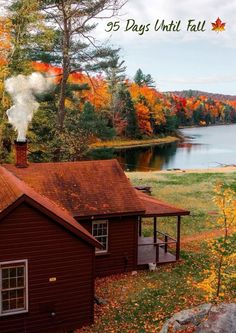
181 228 226 251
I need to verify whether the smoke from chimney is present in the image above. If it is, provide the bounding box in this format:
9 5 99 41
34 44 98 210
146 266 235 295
5 72 52 142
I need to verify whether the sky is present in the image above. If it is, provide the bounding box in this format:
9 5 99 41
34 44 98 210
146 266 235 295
95 0 236 95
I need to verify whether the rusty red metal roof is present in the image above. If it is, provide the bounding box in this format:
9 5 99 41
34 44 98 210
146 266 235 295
0 167 101 248
4 160 145 219
136 190 190 217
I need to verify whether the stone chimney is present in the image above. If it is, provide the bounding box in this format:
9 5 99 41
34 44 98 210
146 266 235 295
14 140 28 168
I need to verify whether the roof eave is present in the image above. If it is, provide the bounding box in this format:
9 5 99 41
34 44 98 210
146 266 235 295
141 211 190 218
74 209 146 221
0 194 102 249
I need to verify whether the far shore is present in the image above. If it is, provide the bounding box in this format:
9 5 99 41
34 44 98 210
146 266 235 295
90 136 179 150
179 123 236 129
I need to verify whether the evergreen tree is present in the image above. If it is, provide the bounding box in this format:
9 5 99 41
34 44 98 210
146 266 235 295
8 0 49 75
36 0 126 131
117 85 139 138
79 101 98 134
134 68 155 87
80 101 115 140
105 53 126 127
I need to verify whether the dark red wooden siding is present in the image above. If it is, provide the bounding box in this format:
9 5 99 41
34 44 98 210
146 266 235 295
80 216 138 277
0 203 95 333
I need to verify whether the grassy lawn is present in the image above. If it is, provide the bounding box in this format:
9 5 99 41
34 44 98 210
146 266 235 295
128 171 236 237
78 171 236 333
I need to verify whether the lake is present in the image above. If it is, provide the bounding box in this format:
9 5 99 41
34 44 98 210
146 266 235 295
106 124 236 171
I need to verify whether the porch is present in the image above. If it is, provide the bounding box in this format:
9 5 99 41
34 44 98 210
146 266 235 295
137 217 181 268
138 236 177 266
136 189 190 268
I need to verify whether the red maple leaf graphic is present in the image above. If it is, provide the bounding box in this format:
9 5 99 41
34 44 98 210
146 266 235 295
211 17 226 32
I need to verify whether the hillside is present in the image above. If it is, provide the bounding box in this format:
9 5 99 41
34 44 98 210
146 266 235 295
166 90 236 101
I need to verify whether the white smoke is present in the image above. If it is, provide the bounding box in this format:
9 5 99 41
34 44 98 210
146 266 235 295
5 72 52 142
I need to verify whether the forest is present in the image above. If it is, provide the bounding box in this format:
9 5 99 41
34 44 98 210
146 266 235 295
0 1 236 163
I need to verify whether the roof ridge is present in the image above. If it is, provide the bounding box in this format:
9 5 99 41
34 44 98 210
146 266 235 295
3 160 146 218
3 159 119 167
0 166 100 247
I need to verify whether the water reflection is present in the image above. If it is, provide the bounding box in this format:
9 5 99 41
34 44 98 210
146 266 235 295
115 143 179 171
89 124 236 171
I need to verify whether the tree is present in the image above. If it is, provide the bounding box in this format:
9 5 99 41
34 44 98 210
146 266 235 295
118 86 139 138
7 0 47 75
135 102 152 136
197 183 236 299
57 101 115 160
37 0 126 131
134 68 155 87
105 53 126 127
0 16 15 161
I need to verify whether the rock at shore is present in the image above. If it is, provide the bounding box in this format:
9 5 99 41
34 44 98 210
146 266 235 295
160 303 236 333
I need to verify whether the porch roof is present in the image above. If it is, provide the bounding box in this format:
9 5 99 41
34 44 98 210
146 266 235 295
136 190 190 217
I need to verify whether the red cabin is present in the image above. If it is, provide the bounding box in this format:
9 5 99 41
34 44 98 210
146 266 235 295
0 142 190 332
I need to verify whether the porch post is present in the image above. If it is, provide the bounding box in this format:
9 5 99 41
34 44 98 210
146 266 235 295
139 217 142 237
176 216 181 260
154 217 157 243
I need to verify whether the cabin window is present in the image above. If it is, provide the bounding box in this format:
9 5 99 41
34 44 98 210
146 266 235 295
0 260 28 316
92 220 108 253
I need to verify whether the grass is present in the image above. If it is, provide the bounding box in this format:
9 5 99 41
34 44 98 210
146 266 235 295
128 171 236 236
78 171 236 333
89 136 179 149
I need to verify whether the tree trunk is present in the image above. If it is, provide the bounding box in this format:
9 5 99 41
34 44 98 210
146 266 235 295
58 67 70 131
216 254 223 297
57 3 71 132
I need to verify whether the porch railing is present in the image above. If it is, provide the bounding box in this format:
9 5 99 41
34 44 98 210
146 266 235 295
138 231 178 263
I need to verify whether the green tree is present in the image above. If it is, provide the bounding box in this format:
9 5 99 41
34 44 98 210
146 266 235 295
8 0 49 75
119 86 139 138
134 68 155 87
80 101 115 140
105 53 126 127
37 0 126 131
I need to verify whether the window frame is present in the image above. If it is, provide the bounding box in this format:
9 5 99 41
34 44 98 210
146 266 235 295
92 220 109 254
0 260 28 317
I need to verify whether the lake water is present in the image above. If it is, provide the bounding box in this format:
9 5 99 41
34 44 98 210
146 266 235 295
113 124 236 171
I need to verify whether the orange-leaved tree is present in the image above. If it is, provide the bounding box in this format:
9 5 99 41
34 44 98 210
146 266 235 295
135 102 152 136
0 17 12 110
129 83 166 134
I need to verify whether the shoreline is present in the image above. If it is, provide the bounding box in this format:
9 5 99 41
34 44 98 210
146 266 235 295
179 123 236 129
126 165 236 175
89 136 179 150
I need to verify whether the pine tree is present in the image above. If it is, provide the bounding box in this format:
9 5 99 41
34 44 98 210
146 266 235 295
8 0 48 75
116 85 139 138
134 68 155 87
36 0 126 131
79 101 97 134
105 53 126 127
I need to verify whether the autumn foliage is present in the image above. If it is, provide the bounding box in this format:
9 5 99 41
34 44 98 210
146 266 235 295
31 62 236 139
196 184 236 300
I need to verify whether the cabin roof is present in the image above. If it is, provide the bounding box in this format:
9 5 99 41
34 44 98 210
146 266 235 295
136 190 190 217
0 166 101 248
4 160 145 219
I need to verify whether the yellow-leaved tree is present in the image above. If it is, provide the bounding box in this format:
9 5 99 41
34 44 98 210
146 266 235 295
197 183 236 300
